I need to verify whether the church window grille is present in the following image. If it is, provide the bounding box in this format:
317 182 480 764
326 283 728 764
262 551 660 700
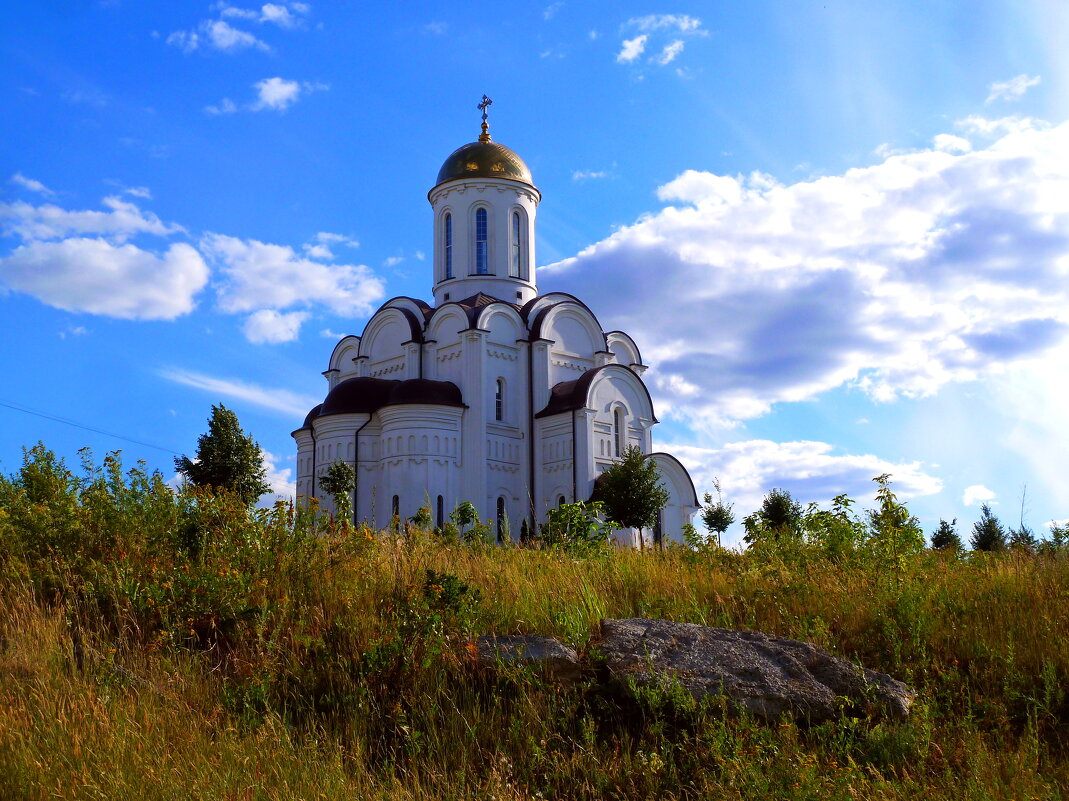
614 408 625 457
510 211 521 278
495 378 504 421
496 497 506 542
444 214 453 279
475 208 489 274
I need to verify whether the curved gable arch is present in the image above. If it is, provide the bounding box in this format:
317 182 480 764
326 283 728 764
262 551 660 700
327 335 361 378
534 301 606 359
584 364 656 423
384 295 434 323
426 304 472 347
360 307 421 368
476 302 526 345
605 330 643 368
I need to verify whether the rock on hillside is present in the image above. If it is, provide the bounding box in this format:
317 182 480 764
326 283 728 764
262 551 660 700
595 617 915 723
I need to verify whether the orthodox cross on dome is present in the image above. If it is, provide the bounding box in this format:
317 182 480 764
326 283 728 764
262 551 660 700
477 94 493 142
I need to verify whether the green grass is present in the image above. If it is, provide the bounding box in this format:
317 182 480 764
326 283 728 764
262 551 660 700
1 446 1068 799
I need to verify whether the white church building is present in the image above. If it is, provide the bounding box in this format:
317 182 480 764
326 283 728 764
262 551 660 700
292 103 698 545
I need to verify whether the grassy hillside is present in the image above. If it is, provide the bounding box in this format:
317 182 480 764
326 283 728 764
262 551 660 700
1 446 1068 799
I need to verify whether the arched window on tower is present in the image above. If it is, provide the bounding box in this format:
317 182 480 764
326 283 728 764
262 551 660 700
510 211 521 278
444 213 453 279
494 378 504 421
475 208 489 274
614 407 625 457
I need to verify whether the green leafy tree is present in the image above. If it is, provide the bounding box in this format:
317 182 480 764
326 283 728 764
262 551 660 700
743 487 802 546
970 503 1007 552
174 404 270 506
930 518 963 553
867 474 925 569
591 446 670 532
538 499 617 555
319 460 355 525
803 493 866 560
700 477 734 548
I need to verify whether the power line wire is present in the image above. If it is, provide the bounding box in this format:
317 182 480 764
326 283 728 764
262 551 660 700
0 399 181 456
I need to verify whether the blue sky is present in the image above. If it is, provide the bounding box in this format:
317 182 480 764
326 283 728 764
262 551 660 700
2 1 1067 546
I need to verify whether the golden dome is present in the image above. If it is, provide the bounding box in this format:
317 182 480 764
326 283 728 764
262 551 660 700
434 140 534 188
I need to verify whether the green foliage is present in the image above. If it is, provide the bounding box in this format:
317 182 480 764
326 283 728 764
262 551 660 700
8 445 1069 800
409 505 432 531
318 460 355 525
591 446 669 531
971 503 1008 552
866 474 925 570
700 477 734 547
802 493 867 560
174 404 270 506
743 487 803 548
538 500 617 555
1009 525 1039 553
930 518 963 553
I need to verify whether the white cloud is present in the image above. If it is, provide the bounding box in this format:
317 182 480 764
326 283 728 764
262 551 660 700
200 232 385 316
572 169 607 181
242 309 309 343
252 77 301 110
986 74 1041 104
10 173 54 196
167 20 270 53
383 255 403 267
423 21 448 35
656 39 685 65
320 328 344 339
123 186 153 199
627 14 704 33
963 484 997 506
955 114 1046 137
543 118 1069 429
668 439 942 547
543 2 563 20
616 34 647 63
205 98 238 115
0 239 208 319
159 367 318 418
932 134 971 153
260 449 296 501
0 196 181 242
220 2 311 28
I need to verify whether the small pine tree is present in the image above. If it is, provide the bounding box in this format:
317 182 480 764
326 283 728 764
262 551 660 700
970 503 1007 552
743 487 802 545
1008 525 1039 553
591 446 670 531
319 460 356 525
930 518 963 552
174 404 270 506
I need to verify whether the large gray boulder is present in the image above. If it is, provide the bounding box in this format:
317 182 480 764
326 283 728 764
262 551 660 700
595 618 915 723
476 634 583 682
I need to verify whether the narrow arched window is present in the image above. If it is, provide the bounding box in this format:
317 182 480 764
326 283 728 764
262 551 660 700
436 495 444 530
558 495 566 507
444 213 453 279
614 407 625 457
510 211 521 278
475 208 488 274
392 494 400 520
495 378 504 421
496 497 507 543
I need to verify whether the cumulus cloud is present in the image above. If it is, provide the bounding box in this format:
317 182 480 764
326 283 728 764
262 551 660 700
260 449 296 502
220 2 310 29
986 74 1041 104
0 239 208 319
963 484 997 506
208 78 327 114
932 134 971 153
242 309 309 343
667 439 942 546
201 232 385 316
656 40 685 65
572 169 608 181
616 35 647 63
159 367 318 418
543 118 1069 429
0 196 182 242
10 173 54 196
167 19 270 53
627 14 704 33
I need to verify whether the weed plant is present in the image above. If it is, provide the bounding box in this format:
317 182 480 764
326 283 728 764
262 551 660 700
1 445 1068 799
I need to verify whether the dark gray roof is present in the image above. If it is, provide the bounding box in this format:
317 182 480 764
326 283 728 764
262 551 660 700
299 376 465 429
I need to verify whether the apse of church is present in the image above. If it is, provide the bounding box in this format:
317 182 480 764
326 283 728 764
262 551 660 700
293 99 698 545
